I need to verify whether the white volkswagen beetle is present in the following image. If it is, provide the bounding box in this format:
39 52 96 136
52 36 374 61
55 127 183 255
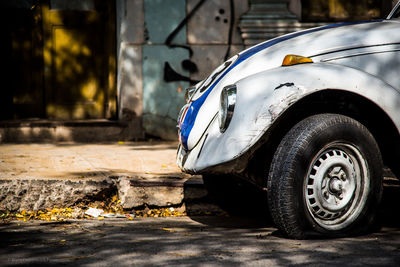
177 2 400 238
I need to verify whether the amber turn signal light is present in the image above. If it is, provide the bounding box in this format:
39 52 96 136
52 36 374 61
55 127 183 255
282 54 313 66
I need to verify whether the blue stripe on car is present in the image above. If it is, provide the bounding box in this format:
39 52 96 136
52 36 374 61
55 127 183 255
180 20 382 150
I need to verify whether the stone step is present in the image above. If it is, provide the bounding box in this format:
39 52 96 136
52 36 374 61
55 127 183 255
2 174 398 214
0 119 141 143
0 175 206 212
119 176 206 208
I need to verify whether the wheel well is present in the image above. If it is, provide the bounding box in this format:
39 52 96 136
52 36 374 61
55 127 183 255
246 89 400 187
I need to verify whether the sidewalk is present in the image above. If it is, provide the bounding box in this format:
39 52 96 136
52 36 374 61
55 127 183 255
0 142 205 212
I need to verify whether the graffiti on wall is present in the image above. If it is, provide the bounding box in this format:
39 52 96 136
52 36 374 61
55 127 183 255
163 0 235 84
142 0 242 139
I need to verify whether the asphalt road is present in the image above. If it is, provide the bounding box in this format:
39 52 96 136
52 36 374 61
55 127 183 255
1 214 399 267
1 185 400 266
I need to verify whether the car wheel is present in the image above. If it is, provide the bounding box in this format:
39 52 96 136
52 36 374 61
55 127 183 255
267 114 383 239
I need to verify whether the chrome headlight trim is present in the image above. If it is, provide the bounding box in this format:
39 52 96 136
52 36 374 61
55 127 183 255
219 84 237 133
185 86 197 103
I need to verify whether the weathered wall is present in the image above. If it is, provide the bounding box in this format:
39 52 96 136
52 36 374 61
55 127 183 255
142 0 189 140
116 0 394 140
116 0 249 140
116 0 145 138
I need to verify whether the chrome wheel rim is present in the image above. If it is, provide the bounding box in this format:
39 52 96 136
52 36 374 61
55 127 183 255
304 143 370 231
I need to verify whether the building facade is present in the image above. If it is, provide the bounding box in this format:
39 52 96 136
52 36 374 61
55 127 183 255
1 0 395 141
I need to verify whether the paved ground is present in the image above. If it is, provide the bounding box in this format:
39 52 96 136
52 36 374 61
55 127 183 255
1 142 400 266
0 142 183 180
1 215 400 267
0 142 205 211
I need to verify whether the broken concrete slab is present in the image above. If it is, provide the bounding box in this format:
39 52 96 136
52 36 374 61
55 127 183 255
118 177 184 208
0 178 114 211
0 176 205 212
118 176 205 209
0 142 205 212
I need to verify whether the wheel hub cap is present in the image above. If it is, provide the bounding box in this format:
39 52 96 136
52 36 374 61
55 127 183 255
329 177 342 194
305 145 365 226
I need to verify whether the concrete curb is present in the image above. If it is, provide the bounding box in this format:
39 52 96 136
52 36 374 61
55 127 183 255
0 178 114 211
118 176 206 209
0 142 209 213
0 175 206 212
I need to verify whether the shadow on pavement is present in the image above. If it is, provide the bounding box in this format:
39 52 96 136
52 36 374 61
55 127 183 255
0 179 399 266
188 177 400 230
1 214 399 266
379 184 400 228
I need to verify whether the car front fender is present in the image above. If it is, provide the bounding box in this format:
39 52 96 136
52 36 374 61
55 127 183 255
178 62 400 173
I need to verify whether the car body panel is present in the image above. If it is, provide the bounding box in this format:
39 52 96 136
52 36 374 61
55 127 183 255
177 13 400 174
178 63 400 173
313 44 400 89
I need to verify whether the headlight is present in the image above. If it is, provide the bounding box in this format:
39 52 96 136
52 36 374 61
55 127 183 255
219 85 237 133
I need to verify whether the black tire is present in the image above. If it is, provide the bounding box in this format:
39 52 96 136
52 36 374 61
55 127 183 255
267 114 383 239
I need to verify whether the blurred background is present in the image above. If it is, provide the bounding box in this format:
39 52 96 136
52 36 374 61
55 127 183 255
1 0 397 141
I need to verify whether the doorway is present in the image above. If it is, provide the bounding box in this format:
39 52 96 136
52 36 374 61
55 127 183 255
0 0 116 120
